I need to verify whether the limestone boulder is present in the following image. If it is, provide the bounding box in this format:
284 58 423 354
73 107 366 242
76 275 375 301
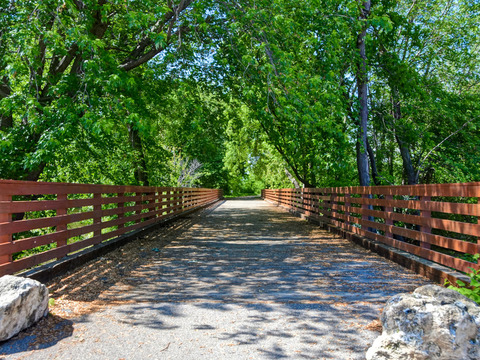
366 284 480 360
0 275 49 341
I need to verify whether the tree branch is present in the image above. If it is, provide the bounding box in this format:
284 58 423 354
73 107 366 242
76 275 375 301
89 0 108 38
53 44 79 75
120 0 195 71
415 118 475 179
119 25 190 71
0 83 10 99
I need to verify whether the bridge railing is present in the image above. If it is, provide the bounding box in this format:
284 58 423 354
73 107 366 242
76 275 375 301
262 183 479 275
0 180 222 276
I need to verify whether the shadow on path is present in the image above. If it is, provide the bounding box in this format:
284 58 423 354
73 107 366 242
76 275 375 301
0 315 73 357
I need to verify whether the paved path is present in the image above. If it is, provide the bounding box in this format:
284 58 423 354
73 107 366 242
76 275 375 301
1 199 431 360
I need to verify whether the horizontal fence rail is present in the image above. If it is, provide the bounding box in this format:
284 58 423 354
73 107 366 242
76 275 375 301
262 183 479 276
0 180 223 276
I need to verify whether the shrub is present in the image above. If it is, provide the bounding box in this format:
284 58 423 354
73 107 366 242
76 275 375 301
445 254 480 304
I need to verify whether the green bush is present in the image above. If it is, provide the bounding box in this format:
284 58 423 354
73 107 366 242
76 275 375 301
445 254 480 304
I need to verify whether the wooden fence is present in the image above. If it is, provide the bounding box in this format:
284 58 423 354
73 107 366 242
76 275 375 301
262 183 479 276
0 180 223 276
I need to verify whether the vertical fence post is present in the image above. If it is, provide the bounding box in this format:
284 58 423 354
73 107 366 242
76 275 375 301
331 190 337 221
172 189 175 213
300 187 305 213
173 188 178 211
289 189 294 211
293 188 297 211
178 188 182 210
385 195 394 239
477 197 479 270
135 192 142 224
56 193 69 258
147 190 154 218
0 194 12 265
317 189 324 219
419 196 432 249
292 188 295 210
153 189 158 216
93 192 102 238
144 191 149 218
117 192 125 228
154 190 159 218
328 191 335 222
361 193 369 229
344 192 351 226
180 188 184 211
312 189 318 217
161 190 166 216
170 189 174 214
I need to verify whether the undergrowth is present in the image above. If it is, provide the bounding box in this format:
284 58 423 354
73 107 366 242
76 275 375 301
445 254 480 304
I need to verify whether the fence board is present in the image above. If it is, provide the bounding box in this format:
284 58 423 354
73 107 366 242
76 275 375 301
0 194 12 264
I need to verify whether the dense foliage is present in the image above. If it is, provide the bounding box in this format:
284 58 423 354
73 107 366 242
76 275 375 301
0 0 478 193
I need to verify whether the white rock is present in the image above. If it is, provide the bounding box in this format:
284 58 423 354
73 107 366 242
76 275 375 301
0 275 49 341
366 285 480 360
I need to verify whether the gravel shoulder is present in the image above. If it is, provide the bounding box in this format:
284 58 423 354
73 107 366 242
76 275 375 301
0 199 431 360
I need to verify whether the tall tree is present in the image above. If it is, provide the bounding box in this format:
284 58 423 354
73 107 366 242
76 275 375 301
356 0 372 186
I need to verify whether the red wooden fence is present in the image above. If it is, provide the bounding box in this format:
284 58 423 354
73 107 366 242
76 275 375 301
0 180 223 276
262 183 479 275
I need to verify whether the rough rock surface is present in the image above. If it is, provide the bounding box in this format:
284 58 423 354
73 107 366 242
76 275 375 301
0 275 49 341
366 284 480 360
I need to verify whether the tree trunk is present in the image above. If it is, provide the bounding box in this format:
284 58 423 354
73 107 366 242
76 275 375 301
396 136 417 185
356 1 371 187
24 163 46 182
285 169 300 188
391 86 418 185
0 77 12 131
0 114 12 131
128 125 149 186
366 139 380 185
